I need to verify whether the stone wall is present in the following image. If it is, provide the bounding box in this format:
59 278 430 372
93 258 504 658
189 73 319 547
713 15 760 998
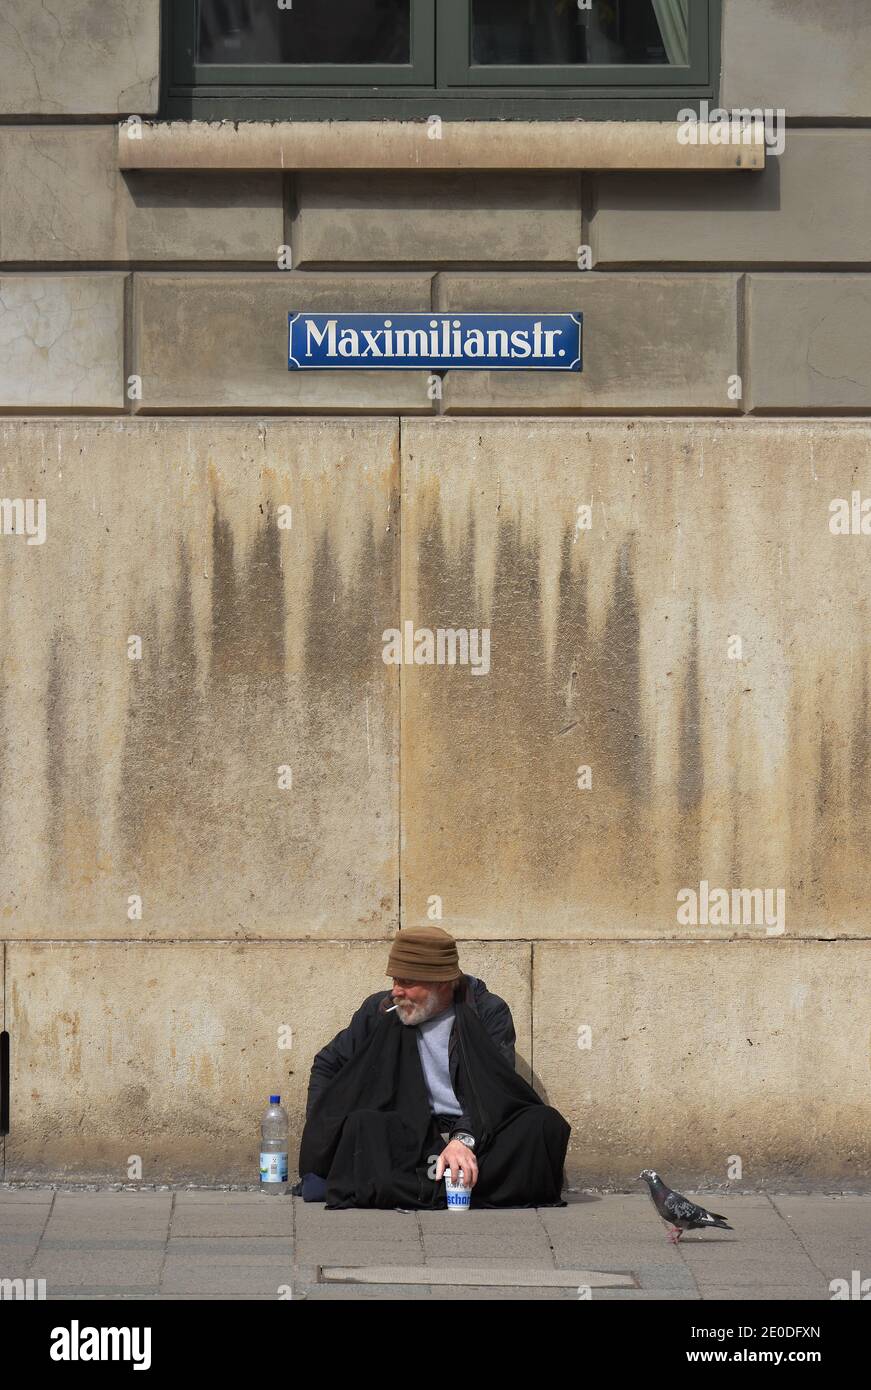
0 0 869 1187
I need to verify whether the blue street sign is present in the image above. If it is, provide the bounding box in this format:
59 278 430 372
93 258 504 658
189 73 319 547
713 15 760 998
288 312 583 372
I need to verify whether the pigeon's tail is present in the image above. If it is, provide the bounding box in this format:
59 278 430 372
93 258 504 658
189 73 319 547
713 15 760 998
704 1214 733 1231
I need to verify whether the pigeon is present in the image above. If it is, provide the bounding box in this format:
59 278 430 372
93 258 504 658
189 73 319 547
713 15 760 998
638 1169 734 1243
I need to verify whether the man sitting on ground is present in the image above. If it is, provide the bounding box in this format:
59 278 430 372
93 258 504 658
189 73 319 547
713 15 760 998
294 926 571 1209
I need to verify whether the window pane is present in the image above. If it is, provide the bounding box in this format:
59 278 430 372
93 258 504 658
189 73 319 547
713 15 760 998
197 0 412 65
471 0 689 66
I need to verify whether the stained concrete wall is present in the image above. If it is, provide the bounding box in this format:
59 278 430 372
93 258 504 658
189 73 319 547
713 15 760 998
1 419 869 1186
400 420 871 944
7 942 532 1181
0 419 399 938
0 1 870 1188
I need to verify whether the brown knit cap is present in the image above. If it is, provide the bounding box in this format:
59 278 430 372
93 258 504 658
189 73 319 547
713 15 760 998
386 926 461 982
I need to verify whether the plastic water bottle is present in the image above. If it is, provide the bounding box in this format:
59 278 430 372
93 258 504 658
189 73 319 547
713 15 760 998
259 1095 288 1194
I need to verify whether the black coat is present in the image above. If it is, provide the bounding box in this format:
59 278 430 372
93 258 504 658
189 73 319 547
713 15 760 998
298 989 570 1208
305 973 516 1143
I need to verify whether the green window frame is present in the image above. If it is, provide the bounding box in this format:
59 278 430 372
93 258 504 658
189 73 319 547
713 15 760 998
437 0 711 88
163 1 721 121
173 0 436 88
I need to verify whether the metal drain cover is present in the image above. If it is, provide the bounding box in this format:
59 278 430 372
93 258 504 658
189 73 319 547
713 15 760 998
320 1266 636 1288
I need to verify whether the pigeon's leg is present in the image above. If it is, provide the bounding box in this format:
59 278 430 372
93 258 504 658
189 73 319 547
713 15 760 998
673 1227 684 1243
666 1225 680 1244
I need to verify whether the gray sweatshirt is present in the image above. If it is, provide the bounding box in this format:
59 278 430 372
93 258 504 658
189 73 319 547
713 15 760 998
415 1005 464 1117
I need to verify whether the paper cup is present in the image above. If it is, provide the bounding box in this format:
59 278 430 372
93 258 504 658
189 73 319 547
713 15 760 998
444 1169 471 1212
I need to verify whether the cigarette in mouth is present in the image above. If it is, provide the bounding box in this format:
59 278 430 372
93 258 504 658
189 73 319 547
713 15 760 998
385 1004 399 1013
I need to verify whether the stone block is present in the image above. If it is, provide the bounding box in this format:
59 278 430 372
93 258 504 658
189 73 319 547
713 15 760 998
133 274 435 410
0 1 159 115
0 129 285 263
436 273 739 411
399 418 871 937
535 941 871 1183
0 274 125 407
591 133 871 267
748 275 871 410
293 172 582 265
721 0 871 119
5 940 529 1178
0 418 398 934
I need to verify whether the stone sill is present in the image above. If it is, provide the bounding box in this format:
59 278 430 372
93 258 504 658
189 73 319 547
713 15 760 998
117 120 765 173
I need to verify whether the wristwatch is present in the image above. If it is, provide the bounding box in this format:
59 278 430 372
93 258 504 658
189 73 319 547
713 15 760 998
452 1131 476 1150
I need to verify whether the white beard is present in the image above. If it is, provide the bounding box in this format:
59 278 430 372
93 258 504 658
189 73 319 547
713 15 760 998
396 989 449 1027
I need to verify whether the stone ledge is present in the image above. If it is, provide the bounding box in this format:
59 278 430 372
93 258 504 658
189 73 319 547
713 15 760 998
117 120 765 173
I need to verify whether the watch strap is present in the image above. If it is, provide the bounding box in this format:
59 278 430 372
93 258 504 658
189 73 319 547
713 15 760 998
452 1130 476 1148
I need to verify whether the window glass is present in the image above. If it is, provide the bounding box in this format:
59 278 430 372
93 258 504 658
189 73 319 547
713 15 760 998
197 0 412 65
470 0 689 67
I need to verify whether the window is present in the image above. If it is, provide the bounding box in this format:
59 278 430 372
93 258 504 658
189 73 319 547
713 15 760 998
198 1 413 67
190 0 432 85
164 0 720 119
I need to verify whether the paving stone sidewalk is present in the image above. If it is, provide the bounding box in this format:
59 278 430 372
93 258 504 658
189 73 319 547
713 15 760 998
0 1188 867 1301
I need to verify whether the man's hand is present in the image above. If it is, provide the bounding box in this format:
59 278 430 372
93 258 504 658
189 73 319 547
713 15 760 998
436 1139 478 1188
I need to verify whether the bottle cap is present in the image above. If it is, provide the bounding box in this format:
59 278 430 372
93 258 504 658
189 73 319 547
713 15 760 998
270 1095 280 1104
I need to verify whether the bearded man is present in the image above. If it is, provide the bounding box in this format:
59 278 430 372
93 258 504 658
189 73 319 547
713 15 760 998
293 926 571 1209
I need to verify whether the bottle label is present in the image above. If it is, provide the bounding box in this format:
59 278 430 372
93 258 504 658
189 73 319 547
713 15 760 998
260 1151 288 1183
